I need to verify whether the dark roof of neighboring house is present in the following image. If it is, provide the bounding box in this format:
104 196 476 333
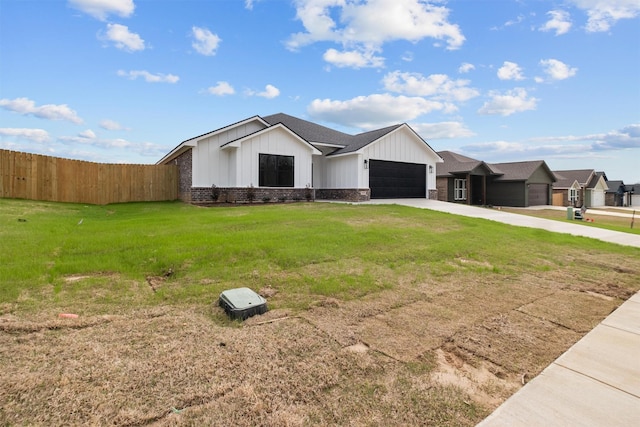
490 160 555 181
552 169 594 188
605 180 624 193
264 112 430 156
436 151 554 181
436 151 501 176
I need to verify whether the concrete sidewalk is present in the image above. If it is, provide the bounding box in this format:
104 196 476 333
477 291 640 427
360 199 640 248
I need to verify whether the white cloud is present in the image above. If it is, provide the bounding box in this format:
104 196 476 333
401 51 414 62
568 0 640 32
101 23 145 52
287 0 465 68
117 70 179 83
207 81 235 96
191 26 221 56
308 93 445 129
539 10 572 35
478 88 538 116
78 129 97 139
537 59 578 82
461 124 640 159
0 97 83 124
382 71 479 103
0 128 51 143
410 121 475 139
458 62 475 73
497 61 525 81
256 84 280 99
100 119 125 130
68 0 135 21
323 48 384 68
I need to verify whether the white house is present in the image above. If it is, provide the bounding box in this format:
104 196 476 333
157 113 443 203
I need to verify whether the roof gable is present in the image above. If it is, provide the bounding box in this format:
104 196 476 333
553 169 595 188
436 151 500 177
220 123 322 155
157 115 268 164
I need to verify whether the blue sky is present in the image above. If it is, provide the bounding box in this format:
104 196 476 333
1 0 639 183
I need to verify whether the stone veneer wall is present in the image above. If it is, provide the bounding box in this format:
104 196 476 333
428 189 438 200
174 149 193 202
191 186 315 204
315 188 370 202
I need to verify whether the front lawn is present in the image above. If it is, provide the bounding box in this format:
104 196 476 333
1 199 639 426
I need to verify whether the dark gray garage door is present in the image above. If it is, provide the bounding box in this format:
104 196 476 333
369 159 426 199
528 184 549 206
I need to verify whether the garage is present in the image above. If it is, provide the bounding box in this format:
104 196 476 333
528 184 549 206
369 159 426 199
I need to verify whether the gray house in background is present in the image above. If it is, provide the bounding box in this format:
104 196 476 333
436 151 556 207
552 169 608 208
605 180 635 206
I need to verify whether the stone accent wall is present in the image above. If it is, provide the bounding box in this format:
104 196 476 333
191 186 315 204
175 149 193 202
315 188 370 202
428 189 438 200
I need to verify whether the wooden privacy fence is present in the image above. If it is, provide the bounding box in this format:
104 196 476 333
0 150 178 205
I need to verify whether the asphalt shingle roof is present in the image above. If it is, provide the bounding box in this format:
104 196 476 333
263 113 405 155
553 169 594 188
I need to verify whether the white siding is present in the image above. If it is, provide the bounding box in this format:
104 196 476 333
322 155 360 188
234 127 314 188
192 121 265 187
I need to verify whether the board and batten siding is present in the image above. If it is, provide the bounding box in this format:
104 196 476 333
234 127 314 188
321 155 360 188
192 121 265 187
361 127 440 190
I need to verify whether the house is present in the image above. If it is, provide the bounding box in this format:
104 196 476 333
157 113 443 203
436 151 556 207
605 180 635 206
552 169 608 207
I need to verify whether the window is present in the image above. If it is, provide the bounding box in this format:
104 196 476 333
259 154 294 187
454 179 467 200
569 188 579 203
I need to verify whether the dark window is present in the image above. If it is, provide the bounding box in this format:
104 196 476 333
259 154 294 187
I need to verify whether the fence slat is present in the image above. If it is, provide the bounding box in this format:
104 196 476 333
0 149 177 204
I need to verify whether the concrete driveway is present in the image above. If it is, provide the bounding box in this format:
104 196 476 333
359 199 640 248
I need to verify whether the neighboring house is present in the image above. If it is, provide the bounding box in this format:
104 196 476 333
552 169 607 208
632 184 640 207
605 180 635 206
157 113 443 203
436 151 556 207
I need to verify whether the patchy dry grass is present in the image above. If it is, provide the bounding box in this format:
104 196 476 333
1 199 640 426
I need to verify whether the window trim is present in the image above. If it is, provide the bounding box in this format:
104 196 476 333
569 188 579 203
454 178 467 201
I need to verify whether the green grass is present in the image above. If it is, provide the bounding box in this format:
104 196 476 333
1 198 637 312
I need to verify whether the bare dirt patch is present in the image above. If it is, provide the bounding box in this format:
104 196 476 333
2 252 640 426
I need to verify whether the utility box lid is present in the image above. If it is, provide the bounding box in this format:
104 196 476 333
219 287 268 320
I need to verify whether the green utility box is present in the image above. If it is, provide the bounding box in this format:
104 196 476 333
219 287 268 320
566 207 573 220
